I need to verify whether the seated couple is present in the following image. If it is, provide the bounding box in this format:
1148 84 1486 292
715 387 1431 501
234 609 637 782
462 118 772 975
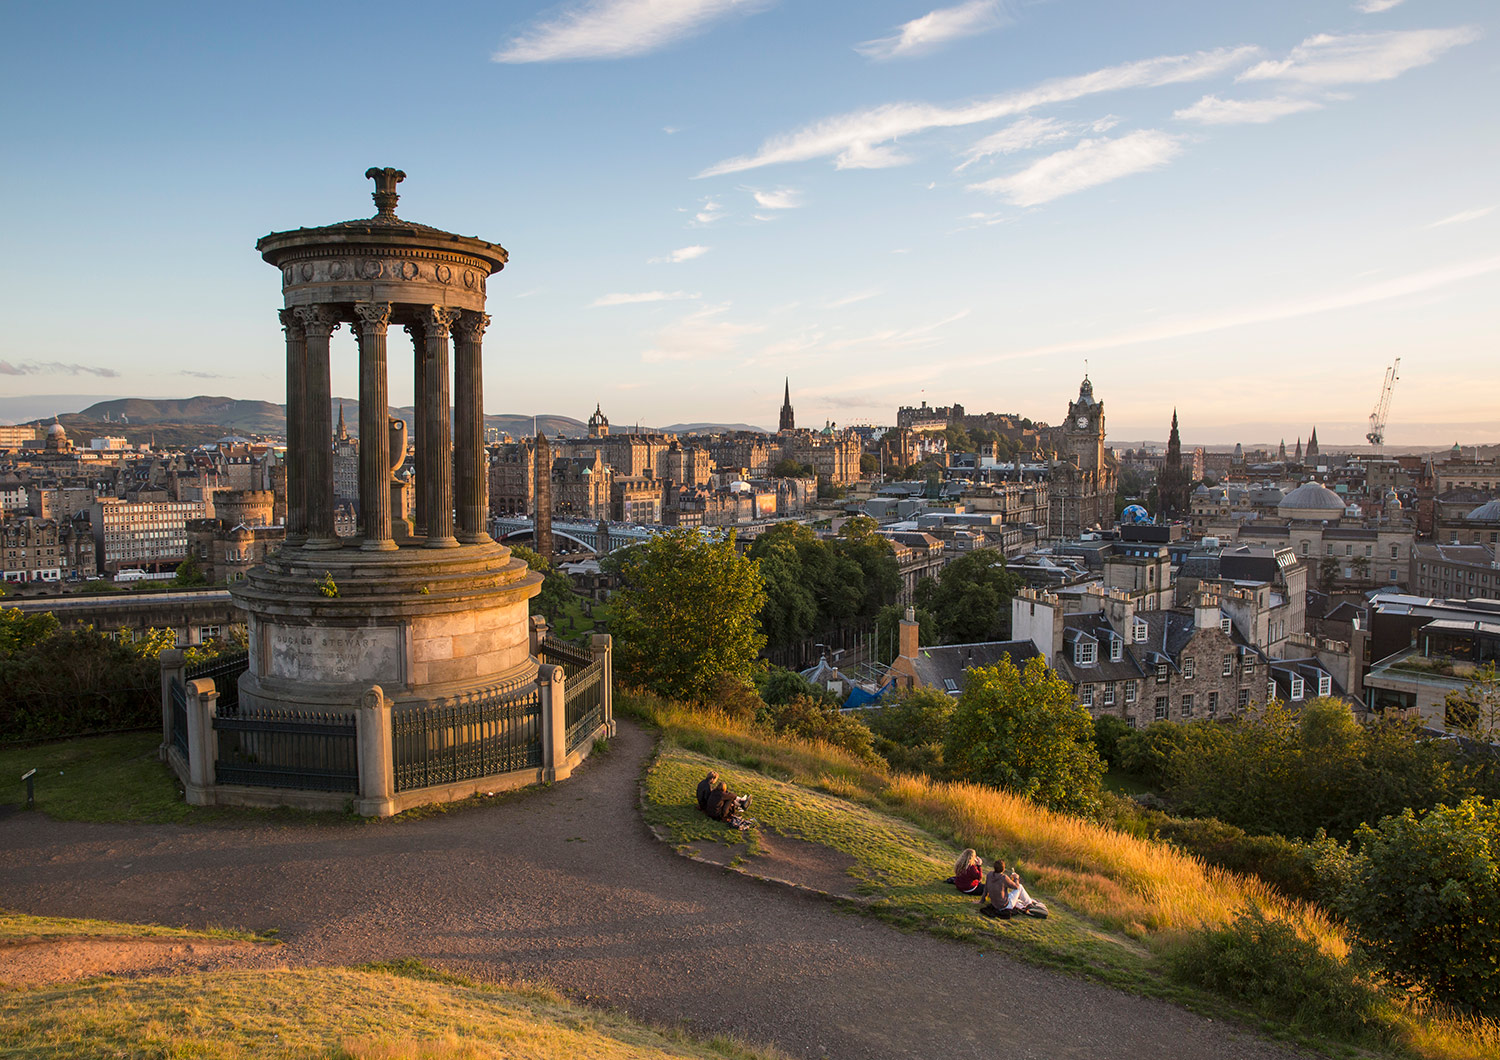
696 771 752 824
948 849 1048 919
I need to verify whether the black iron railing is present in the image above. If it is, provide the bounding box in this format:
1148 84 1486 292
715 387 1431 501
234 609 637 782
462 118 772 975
564 659 604 753
169 677 188 759
187 650 249 715
392 679 543 793
539 634 592 677
213 707 358 792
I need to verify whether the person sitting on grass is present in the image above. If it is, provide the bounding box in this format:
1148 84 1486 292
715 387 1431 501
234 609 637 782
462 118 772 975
696 770 720 813
945 848 985 895
705 779 751 823
980 859 1047 919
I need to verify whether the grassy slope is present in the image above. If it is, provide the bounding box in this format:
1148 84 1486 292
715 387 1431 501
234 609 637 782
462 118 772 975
0 959 781 1060
626 690 1499 1060
0 733 194 824
0 910 272 945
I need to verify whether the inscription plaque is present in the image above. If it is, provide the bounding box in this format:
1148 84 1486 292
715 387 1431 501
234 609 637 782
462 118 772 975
267 624 403 685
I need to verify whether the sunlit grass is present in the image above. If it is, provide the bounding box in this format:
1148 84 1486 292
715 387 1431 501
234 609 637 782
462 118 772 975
0 909 274 944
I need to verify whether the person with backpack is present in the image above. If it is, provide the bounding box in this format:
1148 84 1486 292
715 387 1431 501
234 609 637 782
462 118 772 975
696 771 720 813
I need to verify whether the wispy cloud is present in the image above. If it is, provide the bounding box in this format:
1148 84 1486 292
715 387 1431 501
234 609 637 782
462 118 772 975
751 187 802 209
692 198 726 224
651 245 711 263
494 0 773 63
957 116 1071 169
969 130 1182 206
591 290 699 307
699 46 1255 177
856 1 1010 61
642 305 763 362
1354 0 1404 13
1239 27 1479 85
1426 206 1495 228
941 253 1500 369
181 370 224 379
0 360 119 378
1174 94 1324 124
824 290 880 309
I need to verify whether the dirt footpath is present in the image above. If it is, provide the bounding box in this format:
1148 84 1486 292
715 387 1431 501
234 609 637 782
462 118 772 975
0 720 1302 1060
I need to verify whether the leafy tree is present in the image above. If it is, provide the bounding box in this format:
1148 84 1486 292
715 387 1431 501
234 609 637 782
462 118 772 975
1092 714 1133 769
0 607 60 655
1443 661 1500 741
172 554 208 587
754 664 837 708
772 458 814 479
610 529 766 703
860 453 879 475
758 693 878 763
748 521 899 654
944 654 1105 815
1337 797 1500 1015
913 548 1022 644
509 543 573 624
834 517 900 619
868 685 954 776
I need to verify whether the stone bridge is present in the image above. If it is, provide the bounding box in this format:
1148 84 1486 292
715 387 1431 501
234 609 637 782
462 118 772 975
488 518 658 555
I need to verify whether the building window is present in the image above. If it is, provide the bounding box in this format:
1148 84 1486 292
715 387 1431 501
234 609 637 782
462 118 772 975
199 625 220 641
1154 696 1168 721
1300 541 1308 555
1238 688 1250 709
1126 716 1137 729
1318 672 1331 697
1183 657 1196 679
1125 682 1137 704
1155 662 1169 684
1080 684 1094 707
1181 694 1194 718
1326 543 1334 555
1109 638 1122 662
1268 680 1277 702
1222 654 1234 677
1075 640 1096 666
1208 691 1218 716
1219 616 1232 635
1365 545 1373 558
1243 657 1255 678
1390 544 1399 559
1133 618 1147 643
1103 683 1116 707
1345 544 1353 557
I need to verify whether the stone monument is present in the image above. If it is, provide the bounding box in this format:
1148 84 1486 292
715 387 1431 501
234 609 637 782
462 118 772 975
234 168 541 717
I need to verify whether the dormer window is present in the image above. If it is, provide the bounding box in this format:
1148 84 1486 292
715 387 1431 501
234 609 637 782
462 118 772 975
1133 618 1148 643
1318 672 1331 697
1109 638 1122 662
1075 639 1096 666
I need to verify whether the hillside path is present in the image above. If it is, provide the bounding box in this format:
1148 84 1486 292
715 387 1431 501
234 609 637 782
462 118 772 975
0 719 1301 1060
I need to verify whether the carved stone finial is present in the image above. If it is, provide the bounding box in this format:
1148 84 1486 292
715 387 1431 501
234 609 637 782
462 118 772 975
365 167 406 217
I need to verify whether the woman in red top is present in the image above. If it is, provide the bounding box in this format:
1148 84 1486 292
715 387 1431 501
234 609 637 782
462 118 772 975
950 848 984 894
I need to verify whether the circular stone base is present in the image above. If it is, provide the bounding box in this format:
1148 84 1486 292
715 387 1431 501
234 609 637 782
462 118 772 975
230 540 543 713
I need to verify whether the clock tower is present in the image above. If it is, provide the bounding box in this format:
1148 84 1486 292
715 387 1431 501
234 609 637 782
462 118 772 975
1049 375 1116 538
1063 375 1105 472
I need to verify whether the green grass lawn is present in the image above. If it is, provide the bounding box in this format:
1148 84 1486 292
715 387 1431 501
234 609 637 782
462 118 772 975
0 732 195 824
0 950 782 1060
644 748 1150 988
0 909 274 945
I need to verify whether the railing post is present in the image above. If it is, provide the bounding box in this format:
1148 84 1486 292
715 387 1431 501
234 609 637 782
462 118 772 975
592 633 615 737
529 614 549 657
540 663 570 781
159 648 185 760
184 677 218 805
356 684 396 818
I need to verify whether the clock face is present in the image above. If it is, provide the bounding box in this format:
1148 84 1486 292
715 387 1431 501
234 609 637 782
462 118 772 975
1076 416 1089 429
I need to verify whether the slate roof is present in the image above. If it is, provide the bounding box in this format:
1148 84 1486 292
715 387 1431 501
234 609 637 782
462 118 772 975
912 640 1040 695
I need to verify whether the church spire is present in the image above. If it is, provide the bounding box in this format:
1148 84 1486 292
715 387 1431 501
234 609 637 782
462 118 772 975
778 377 795 433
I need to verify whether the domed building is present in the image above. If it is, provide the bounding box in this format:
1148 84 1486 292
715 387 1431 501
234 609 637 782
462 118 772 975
43 418 72 453
1277 481 1346 522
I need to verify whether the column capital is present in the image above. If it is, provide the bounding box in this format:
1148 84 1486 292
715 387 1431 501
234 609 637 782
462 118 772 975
294 304 342 338
420 305 461 339
353 301 393 336
278 307 300 333
453 311 491 344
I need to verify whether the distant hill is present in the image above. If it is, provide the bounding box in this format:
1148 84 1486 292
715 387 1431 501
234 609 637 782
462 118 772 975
662 422 770 435
68 397 287 433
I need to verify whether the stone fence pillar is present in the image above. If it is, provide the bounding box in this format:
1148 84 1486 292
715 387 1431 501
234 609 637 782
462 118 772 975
529 614 548 657
540 663 568 782
356 684 396 818
592 633 615 737
158 648 185 760
183 677 218 805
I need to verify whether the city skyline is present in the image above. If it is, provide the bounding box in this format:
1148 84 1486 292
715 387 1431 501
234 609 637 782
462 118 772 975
2 1 1497 446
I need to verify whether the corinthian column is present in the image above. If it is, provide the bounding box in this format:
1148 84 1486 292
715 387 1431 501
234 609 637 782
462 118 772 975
279 308 307 544
354 302 396 551
421 306 460 548
453 311 491 544
295 304 341 550
405 321 428 537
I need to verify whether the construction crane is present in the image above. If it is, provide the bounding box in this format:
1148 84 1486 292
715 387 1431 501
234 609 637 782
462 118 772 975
1366 357 1401 454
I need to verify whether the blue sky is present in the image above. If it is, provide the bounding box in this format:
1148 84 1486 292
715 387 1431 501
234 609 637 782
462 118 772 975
2 0 1496 446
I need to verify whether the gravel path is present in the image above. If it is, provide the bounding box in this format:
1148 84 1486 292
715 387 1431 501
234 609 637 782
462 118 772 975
0 719 1301 1060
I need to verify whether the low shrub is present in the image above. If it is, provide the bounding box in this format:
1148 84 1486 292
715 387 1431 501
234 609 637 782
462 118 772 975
1168 904 1392 1044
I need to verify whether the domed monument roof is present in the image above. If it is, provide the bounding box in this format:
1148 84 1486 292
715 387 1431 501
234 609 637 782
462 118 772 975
1279 481 1345 518
1467 499 1500 522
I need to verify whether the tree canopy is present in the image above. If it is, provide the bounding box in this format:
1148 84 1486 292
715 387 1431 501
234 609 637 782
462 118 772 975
609 529 766 704
913 547 1022 644
508 542 573 624
747 518 899 653
943 654 1105 815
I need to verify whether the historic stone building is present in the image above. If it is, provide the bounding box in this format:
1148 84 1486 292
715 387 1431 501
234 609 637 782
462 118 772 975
1 515 95 583
1048 376 1118 538
587 403 609 438
488 438 535 517
655 440 712 488
1156 410 1192 520
778 378 795 433
186 490 284 584
332 403 360 516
